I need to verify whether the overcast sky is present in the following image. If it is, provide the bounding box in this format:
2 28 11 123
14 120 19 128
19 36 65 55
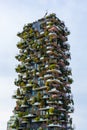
0 0 87 130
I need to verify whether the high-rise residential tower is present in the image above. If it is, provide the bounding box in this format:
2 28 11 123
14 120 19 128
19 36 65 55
7 13 74 130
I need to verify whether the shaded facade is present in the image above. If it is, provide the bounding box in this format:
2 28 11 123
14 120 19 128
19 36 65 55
7 13 74 130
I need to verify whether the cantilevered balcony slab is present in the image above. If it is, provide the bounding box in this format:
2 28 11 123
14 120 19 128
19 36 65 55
47 69 61 74
33 86 47 91
48 25 59 32
48 88 60 94
47 101 58 104
21 120 28 124
16 96 24 99
44 74 53 78
48 123 66 128
28 97 33 102
39 106 53 111
46 46 53 50
26 84 33 88
23 114 36 118
33 102 40 106
44 74 53 80
46 79 62 85
49 32 57 36
21 104 29 108
43 95 49 99
32 118 48 122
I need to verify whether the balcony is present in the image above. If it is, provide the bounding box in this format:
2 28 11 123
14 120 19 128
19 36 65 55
23 114 36 119
46 78 62 85
48 123 64 128
45 64 49 69
26 83 33 88
48 25 59 32
46 13 56 19
46 50 53 54
21 104 29 108
49 32 57 39
44 74 53 79
46 25 51 29
46 79 53 83
50 42 58 48
60 35 68 42
64 27 70 36
33 86 46 91
47 100 57 105
46 50 58 57
48 88 60 94
58 108 66 112
47 69 61 74
40 31 44 35
43 95 49 99
46 46 53 50
17 41 28 49
39 106 53 111
14 95 23 100
32 102 40 106
21 120 29 125
32 118 48 123
40 56 44 60
15 65 26 73
38 31 45 38
68 107 74 113
28 97 33 102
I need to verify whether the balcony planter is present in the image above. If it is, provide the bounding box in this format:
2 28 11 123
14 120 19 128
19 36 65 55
32 97 37 104
23 97 28 105
49 64 56 69
49 107 54 115
17 41 28 49
39 100 45 108
48 25 59 32
12 94 17 99
15 65 26 73
38 127 43 130
46 86 50 92
34 116 40 122
16 88 20 95
68 78 73 84
11 118 19 129
18 111 29 117
46 13 56 19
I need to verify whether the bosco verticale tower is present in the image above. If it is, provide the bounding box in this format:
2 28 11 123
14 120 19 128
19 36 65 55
7 13 74 130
